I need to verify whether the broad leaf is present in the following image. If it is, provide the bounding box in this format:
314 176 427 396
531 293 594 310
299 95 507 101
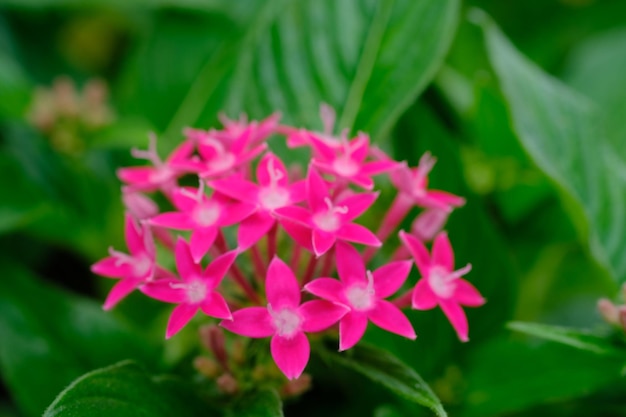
221 0 459 140
321 343 447 417
507 321 622 356
461 338 624 417
0 260 156 417
477 11 626 282
44 361 207 417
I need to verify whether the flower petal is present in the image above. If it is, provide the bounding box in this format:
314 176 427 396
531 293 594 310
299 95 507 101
204 250 238 287
271 332 310 380
306 168 329 213
368 300 416 340
189 227 218 263
454 279 486 307
399 231 431 276
124 214 144 255
149 212 194 230
266 257 301 308
439 300 469 342
279 219 313 252
237 212 275 249
218 202 256 226
210 178 259 204
175 238 202 281
335 241 366 286
336 223 381 247
360 160 399 175
288 180 307 204
221 307 274 337
91 257 133 278
257 153 289 187
141 279 187 303
166 303 198 339
312 229 336 256
304 278 344 303
340 192 379 222
274 206 311 226
432 232 454 271
201 292 232 320
300 300 348 333
423 190 465 209
103 279 139 310
373 260 412 298
339 311 368 351
170 187 200 212
412 279 438 310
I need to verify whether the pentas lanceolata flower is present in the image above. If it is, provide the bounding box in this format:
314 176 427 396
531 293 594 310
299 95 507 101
92 107 485 385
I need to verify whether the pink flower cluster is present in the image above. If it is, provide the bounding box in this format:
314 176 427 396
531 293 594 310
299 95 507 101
92 108 485 380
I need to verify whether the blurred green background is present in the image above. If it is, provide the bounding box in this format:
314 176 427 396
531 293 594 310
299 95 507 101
1 0 626 416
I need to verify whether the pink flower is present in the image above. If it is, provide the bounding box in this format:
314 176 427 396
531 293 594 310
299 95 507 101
209 152 306 249
149 183 255 262
400 231 485 342
305 242 416 351
91 214 156 310
311 133 399 190
142 238 236 339
391 153 465 212
117 134 194 193
276 168 381 256
220 257 348 379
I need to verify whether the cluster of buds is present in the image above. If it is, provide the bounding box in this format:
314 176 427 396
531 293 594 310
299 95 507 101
92 106 485 380
27 76 114 154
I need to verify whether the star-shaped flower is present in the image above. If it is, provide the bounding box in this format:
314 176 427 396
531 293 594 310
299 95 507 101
142 238 236 338
220 257 348 379
400 231 485 341
305 241 416 350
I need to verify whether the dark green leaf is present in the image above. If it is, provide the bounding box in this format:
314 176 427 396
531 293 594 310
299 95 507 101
477 11 626 283
227 388 283 417
44 361 207 417
321 343 447 417
461 338 624 417
0 260 157 417
507 321 622 356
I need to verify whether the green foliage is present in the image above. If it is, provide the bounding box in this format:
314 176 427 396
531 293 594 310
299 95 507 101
322 342 447 417
43 361 208 417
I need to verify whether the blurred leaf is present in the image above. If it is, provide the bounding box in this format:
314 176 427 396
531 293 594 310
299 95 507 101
508 321 622 356
461 338 624 417
0 154 51 234
220 0 458 141
226 388 283 417
321 342 447 417
564 28 626 148
0 260 157 417
44 361 207 417
0 16 31 118
477 11 626 283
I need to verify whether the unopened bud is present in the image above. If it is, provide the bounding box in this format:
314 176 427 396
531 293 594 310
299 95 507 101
122 191 159 219
411 208 449 242
598 298 619 325
281 373 312 397
193 356 220 378
216 373 238 394
199 325 229 371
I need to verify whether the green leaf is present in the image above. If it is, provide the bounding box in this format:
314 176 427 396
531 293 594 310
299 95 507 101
461 338 624 417
227 388 283 417
220 0 459 140
44 361 207 417
0 260 157 417
321 342 447 417
507 321 622 356
476 11 626 283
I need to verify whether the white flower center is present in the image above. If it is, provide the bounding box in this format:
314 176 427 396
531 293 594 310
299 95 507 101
193 203 220 227
332 157 359 177
428 266 456 298
259 187 290 210
132 255 152 277
185 280 208 304
269 305 302 338
345 270 375 311
312 197 348 232
209 152 235 173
